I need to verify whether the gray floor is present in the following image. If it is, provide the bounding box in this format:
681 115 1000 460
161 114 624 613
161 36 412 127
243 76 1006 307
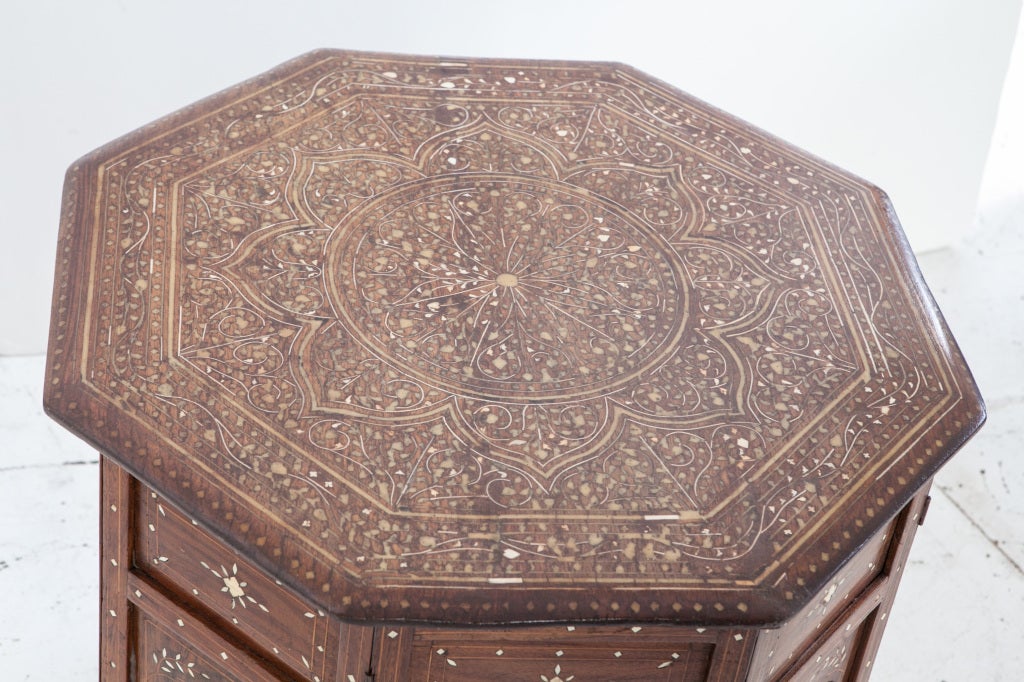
3 43 1023 682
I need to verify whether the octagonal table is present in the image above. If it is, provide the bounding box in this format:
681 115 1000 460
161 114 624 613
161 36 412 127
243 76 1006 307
45 49 984 681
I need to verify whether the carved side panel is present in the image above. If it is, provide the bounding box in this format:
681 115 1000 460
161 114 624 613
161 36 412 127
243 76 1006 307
139 622 232 681
133 483 347 681
782 616 869 682
843 483 934 681
750 484 933 682
132 577 284 681
376 624 727 681
747 512 897 679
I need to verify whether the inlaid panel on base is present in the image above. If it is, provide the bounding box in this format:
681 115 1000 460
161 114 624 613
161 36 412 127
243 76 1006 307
98 457 930 681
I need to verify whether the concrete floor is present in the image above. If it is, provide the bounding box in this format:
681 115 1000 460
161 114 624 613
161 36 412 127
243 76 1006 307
3 29 1023 682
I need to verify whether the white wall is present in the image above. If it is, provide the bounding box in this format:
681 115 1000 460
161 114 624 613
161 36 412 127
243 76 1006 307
2 0 1019 355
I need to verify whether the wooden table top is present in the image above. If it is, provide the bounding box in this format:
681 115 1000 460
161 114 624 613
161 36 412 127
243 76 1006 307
45 49 984 627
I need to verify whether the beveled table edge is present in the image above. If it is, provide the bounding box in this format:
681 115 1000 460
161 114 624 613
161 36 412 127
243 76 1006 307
43 48 987 628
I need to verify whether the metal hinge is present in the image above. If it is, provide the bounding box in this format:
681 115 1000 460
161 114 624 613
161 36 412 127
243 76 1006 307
918 495 932 526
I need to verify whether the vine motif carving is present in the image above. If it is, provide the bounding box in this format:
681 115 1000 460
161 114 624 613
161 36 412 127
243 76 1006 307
61 52 968 619
177 91 855 532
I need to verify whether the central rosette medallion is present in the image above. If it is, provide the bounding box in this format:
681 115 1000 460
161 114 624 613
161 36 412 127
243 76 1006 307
200 107 827 513
326 175 687 402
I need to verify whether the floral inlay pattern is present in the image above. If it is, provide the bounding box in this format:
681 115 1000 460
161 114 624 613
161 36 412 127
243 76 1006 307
332 177 684 401
541 663 575 682
201 561 270 612
153 648 213 679
47 50 982 625
193 98 854 518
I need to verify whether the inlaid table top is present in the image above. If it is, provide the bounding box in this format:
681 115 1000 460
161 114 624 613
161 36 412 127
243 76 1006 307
45 49 984 627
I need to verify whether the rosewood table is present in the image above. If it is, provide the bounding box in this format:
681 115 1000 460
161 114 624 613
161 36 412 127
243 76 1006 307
45 49 984 681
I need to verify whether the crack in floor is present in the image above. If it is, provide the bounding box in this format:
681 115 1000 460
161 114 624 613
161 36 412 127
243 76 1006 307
936 485 1024 577
0 459 98 474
